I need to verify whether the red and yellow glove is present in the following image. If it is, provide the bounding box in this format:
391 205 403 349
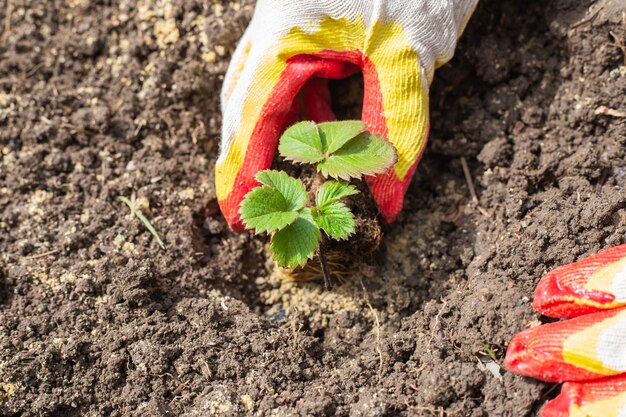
506 244 626 417
217 0 478 230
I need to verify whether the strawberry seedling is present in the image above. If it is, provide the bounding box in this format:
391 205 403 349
239 120 397 289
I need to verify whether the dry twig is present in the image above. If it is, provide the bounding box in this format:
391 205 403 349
610 30 626 66
595 105 626 118
460 157 478 203
460 157 491 218
570 9 599 30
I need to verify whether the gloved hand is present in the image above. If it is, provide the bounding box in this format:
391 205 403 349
505 244 626 417
217 0 478 230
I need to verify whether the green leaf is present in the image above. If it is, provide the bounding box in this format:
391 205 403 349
317 133 397 180
239 186 300 233
278 121 325 164
315 181 359 209
270 210 321 268
117 196 166 250
255 170 307 211
317 121 366 154
312 201 355 240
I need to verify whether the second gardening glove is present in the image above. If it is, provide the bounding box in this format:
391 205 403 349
506 244 626 417
217 0 478 230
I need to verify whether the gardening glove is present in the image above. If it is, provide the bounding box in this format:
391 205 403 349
505 244 626 417
217 0 478 230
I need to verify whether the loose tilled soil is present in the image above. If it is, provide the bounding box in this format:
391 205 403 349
1 0 625 416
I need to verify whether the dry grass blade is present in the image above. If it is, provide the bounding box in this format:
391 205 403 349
4 0 12 36
117 196 166 250
359 277 384 376
429 299 449 346
22 249 59 260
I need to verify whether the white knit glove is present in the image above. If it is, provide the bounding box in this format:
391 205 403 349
216 0 478 229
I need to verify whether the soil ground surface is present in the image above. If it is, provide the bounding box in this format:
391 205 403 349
1 0 625 416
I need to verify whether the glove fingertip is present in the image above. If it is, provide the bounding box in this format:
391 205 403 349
533 244 626 318
533 269 614 319
542 375 626 417
505 307 626 382
541 383 581 417
367 157 421 223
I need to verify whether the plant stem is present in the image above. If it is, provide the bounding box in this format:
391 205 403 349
310 171 325 200
313 171 333 290
318 238 333 291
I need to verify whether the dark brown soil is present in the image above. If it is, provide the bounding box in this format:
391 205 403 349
1 1 625 416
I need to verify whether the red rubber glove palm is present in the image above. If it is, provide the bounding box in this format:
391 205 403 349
506 244 626 417
216 0 477 230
